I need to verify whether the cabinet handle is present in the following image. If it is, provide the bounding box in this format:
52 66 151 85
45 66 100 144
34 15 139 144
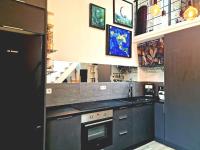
119 115 128 120
119 131 128 136
119 106 127 110
2 25 24 31
57 116 72 120
36 125 42 129
15 0 26 3
163 104 165 114
85 119 113 127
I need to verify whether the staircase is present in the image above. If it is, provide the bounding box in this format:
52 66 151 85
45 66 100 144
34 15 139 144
47 61 79 83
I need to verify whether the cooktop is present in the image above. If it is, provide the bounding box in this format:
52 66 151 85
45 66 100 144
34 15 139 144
122 96 154 105
71 100 130 111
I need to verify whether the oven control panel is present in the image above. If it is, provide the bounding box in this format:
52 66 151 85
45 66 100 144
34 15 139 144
81 109 113 123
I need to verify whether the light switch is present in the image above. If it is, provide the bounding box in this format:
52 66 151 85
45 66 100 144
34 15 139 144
100 85 107 90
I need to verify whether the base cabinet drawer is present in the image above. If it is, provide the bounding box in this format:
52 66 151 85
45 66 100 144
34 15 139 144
113 108 133 150
0 0 45 34
46 115 81 150
113 128 133 150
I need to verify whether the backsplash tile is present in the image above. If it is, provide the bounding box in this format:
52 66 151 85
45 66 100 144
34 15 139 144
46 82 163 107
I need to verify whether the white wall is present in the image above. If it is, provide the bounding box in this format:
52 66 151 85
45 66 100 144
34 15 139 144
48 0 138 66
138 68 164 82
48 0 164 82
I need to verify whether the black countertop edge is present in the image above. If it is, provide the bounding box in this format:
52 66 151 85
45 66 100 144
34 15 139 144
46 97 156 120
46 100 132 120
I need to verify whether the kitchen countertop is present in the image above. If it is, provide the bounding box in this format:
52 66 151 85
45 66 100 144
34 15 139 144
47 107 81 119
46 96 155 119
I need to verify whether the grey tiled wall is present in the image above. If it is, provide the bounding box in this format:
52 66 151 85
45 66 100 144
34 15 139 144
46 82 163 107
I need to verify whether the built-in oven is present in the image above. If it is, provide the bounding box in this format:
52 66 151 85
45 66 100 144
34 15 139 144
81 109 113 150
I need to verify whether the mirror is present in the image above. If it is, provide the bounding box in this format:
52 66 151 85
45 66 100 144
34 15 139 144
46 61 138 83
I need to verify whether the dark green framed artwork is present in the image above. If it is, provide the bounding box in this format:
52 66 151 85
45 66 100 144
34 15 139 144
89 3 106 30
113 0 133 28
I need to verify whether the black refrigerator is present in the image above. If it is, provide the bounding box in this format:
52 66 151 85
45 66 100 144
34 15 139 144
0 30 45 150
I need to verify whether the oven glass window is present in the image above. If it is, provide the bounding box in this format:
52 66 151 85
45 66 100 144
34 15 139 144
88 125 107 141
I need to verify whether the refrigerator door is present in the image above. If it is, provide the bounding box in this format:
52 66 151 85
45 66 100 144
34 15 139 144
0 31 44 150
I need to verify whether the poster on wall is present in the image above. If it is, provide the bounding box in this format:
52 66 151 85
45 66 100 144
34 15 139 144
106 25 132 58
138 38 164 67
89 3 106 30
113 0 133 28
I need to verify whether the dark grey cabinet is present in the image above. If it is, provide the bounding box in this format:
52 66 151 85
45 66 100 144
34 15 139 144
113 107 133 150
132 104 154 145
0 0 45 34
165 26 200 150
154 103 165 143
16 0 46 8
46 115 81 150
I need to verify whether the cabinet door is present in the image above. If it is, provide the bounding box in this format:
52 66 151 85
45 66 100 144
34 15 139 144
0 0 45 34
132 105 154 145
113 108 133 150
46 115 81 150
143 105 154 140
154 103 165 142
132 106 146 144
165 26 200 150
17 0 46 8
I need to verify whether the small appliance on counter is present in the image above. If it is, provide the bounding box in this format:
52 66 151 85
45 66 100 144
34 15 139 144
158 86 165 102
144 83 155 98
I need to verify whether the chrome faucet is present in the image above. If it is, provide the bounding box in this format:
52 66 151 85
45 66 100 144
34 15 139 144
128 82 133 98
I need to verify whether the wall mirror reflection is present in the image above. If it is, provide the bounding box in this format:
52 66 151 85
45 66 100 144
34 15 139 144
46 61 138 83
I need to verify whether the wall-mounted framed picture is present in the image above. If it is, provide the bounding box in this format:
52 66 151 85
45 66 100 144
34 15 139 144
106 25 132 58
89 3 106 30
113 0 133 28
138 38 164 67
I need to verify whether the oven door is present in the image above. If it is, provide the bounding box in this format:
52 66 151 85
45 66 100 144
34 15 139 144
81 118 113 150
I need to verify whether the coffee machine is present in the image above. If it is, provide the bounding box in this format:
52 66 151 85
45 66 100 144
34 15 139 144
144 83 155 98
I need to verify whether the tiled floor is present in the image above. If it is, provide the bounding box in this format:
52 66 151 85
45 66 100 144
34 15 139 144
134 141 175 150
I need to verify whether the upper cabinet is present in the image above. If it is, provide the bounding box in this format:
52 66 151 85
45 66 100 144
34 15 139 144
0 0 46 34
16 0 46 9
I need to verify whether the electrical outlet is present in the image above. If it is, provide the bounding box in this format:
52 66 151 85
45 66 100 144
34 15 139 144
100 85 107 90
46 88 52 94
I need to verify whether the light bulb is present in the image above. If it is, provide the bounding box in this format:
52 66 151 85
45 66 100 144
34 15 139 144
183 6 199 20
150 4 161 17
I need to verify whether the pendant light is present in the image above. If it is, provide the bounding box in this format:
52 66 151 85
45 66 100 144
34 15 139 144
162 0 166 16
179 0 184 18
183 0 198 20
150 0 161 17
